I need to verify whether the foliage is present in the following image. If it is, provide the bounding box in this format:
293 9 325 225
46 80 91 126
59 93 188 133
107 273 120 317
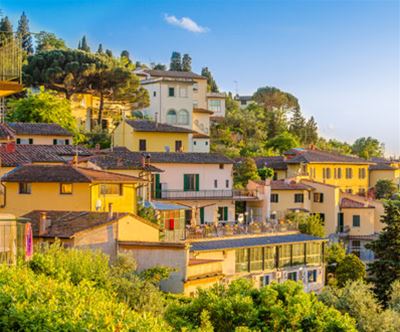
352 136 385 159
201 67 219 92
297 213 325 238
16 12 34 55
389 280 400 312
35 31 67 52
325 242 346 275
170 51 182 71
335 254 365 287
97 43 104 54
319 280 400 332
78 35 90 52
137 204 158 224
0 16 13 45
165 279 357 332
266 131 300 154
152 63 167 70
366 199 400 304
182 53 192 72
375 179 397 199
6 88 77 134
316 138 353 155
234 157 260 188
258 167 274 180
80 125 111 149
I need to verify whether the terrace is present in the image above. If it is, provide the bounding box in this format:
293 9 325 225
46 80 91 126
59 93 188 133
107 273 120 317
154 189 260 201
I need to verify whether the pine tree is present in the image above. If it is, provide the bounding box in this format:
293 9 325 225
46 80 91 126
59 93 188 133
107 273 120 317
182 54 192 72
0 16 13 46
17 12 34 55
97 44 104 54
121 50 130 59
366 200 400 304
201 67 219 92
289 108 306 142
169 51 182 71
78 35 90 52
105 49 113 57
304 116 318 145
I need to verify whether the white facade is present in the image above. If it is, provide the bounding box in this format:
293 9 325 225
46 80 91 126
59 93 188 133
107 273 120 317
192 137 210 153
207 93 226 117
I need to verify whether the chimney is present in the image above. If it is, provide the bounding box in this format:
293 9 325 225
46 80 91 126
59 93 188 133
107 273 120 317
108 203 113 220
39 212 50 236
5 141 16 153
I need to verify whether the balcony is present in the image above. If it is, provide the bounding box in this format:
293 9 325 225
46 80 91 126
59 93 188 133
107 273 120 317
154 189 260 201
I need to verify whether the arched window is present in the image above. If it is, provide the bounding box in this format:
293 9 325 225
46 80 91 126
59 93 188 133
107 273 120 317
178 109 189 125
166 109 177 124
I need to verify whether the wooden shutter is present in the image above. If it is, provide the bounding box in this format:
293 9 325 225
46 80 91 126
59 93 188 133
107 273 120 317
200 207 205 224
224 207 228 221
183 174 189 191
195 174 199 191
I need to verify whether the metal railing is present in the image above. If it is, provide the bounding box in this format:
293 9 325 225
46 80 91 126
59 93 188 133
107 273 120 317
154 189 259 200
0 221 31 265
0 36 22 82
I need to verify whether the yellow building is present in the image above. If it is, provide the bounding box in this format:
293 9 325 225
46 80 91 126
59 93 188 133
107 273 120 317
252 156 288 180
113 119 193 152
369 162 400 188
0 164 145 217
284 148 373 194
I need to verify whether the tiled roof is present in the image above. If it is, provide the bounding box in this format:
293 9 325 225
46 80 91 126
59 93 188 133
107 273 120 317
104 147 234 164
22 210 128 238
8 122 73 137
369 163 397 171
193 108 214 115
340 198 375 209
285 149 371 164
1 165 143 183
145 69 206 80
253 156 287 170
190 233 324 251
80 153 163 172
125 120 193 133
0 123 16 140
193 132 210 139
0 144 91 167
271 180 313 190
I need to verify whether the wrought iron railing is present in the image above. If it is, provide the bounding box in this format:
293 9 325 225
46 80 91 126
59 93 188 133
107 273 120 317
154 189 259 200
0 36 22 82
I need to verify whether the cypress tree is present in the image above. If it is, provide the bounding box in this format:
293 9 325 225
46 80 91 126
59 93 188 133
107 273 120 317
201 67 219 92
304 116 318 145
169 51 182 71
182 54 192 72
78 35 90 52
17 12 34 55
289 108 306 143
105 49 113 57
97 43 104 54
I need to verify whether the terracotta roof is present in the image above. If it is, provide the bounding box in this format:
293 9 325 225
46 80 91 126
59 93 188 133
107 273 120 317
271 180 313 190
103 147 234 164
145 69 206 80
80 153 163 172
369 163 397 171
285 149 371 164
8 122 72 137
0 144 92 167
340 198 375 209
193 132 210 139
1 165 144 183
193 108 214 115
22 210 129 238
0 123 16 140
125 120 193 133
253 156 287 170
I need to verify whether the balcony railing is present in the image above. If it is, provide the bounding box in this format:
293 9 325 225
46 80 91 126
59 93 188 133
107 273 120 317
154 189 259 201
0 36 22 82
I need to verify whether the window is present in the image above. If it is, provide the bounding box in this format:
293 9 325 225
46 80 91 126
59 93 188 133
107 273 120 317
264 246 276 270
260 275 270 287
235 248 249 272
214 179 218 188
352 215 361 227
153 91 156 97
306 242 322 264
209 100 221 112
166 110 177 124
168 87 175 97
139 139 147 151
287 272 297 281
307 269 317 283
177 109 189 125
16 138 32 145
313 193 324 203
205 141 209 146
53 139 69 145
337 168 342 179
250 247 263 271
346 168 353 179
183 174 199 191
100 184 122 195
193 101 198 108
219 164 224 169
193 141 197 146
241 100 247 105
271 193 279 203
323 168 331 179
292 243 305 265
179 87 188 98
175 140 182 152
60 183 73 195
193 83 199 92
279 245 291 267
226 179 229 188
19 183 31 194
294 193 304 203
358 168 366 179
351 240 361 257
218 206 228 221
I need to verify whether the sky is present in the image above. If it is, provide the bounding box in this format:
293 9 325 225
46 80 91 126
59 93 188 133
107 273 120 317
1 0 399 156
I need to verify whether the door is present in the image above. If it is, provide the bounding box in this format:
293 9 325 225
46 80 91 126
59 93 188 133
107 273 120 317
200 207 205 224
153 174 161 199
337 213 344 232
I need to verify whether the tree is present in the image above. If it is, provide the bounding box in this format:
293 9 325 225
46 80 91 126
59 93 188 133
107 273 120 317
120 50 130 60
182 53 192 71
389 280 400 312
289 108 306 142
6 88 76 134
105 49 113 57
23 49 99 99
335 254 365 287
169 51 182 71
81 126 111 149
298 214 325 237
234 157 260 188
258 167 274 180
366 200 400 304
374 179 397 199
325 242 346 275
97 43 103 54
17 12 34 55
0 16 13 46
151 63 167 70
265 131 300 154
77 35 90 52
317 138 353 155
201 67 219 92
352 137 384 159
304 116 319 145
35 31 67 52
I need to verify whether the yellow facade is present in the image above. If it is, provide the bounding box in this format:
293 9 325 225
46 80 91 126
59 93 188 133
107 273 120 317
118 214 159 242
288 163 370 193
113 121 190 152
369 168 400 188
341 207 375 237
270 189 312 217
1 182 137 217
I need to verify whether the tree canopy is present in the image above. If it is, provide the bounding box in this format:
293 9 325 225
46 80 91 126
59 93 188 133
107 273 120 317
351 136 385 159
35 31 67 52
201 67 219 92
169 51 182 71
374 179 398 199
16 12 34 55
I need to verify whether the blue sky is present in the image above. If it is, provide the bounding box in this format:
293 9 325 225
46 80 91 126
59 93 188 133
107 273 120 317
1 0 399 155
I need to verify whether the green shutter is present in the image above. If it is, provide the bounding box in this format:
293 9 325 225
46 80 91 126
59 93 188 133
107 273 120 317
155 174 161 198
195 174 199 191
224 207 228 221
184 174 189 191
200 207 205 224
218 207 223 221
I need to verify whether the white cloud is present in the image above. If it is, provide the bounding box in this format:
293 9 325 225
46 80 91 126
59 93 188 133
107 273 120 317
164 14 208 33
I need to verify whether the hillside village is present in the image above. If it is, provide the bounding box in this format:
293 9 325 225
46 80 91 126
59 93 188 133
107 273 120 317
0 10 399 332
